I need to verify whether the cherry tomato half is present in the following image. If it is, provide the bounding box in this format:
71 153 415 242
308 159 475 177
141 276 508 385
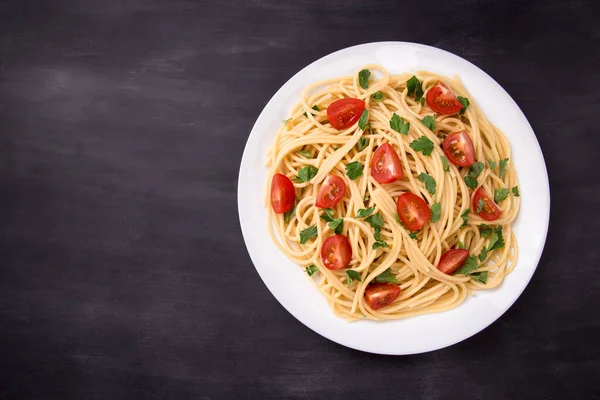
437 249 470 275
365 283 401 310
321 234 352 270
270 173 295 213
327 98 365 130
473 187 501 221
315 175 347 208
426 82 464 115
397 193 431 231
442 131 475 167
371 143 404 184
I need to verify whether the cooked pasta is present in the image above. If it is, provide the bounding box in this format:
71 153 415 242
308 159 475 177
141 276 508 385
265 65 520 321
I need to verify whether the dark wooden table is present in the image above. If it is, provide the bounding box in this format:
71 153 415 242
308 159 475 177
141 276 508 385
1 0 598 399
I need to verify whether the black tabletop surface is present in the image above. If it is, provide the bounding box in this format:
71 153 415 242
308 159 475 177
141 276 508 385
1 0 599 399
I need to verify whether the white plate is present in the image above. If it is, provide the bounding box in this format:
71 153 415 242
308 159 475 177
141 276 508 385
237 42 550 355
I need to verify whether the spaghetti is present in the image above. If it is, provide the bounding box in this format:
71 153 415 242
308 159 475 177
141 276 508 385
265 65 520 321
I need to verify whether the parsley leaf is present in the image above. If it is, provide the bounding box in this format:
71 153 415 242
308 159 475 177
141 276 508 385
472 271 487 283
468 162 485 179
455 255 478 275
357 137 369 151
299 225 318 244
441 156 450 172
418 173 437 195
406 75 424 101
372 240 388 250
293 165 318 183
421 115 436 130
478 247 488 262
296 150 312 158
282 118 292 123
488 226 505 251
358 109 369 130
409 136 435 156
512 186 520 197
409 231 419 239
346 270 362 287
476 198 485 213
372 226 388 249
371 91 384 101
356 207 375 218
457 96 470 115
488 159 497 170
430 202 441 223
284 201 297 224
374 268 399 284
494 188 510 203
328 218 344 234
390 113 410 135
499 158 509 179
365 213 384 229
306 265 318 276
345 161 363 180
464 176 478 190
480 224 493 238
303 105 320 117
359 69 371 89
461 209 470 227
394 213 401 223
320 208 334 222
457 241 467 249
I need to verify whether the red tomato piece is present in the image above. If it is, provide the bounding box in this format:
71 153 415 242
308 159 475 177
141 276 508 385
270 173 295 213
437 249 470 275
327 98 365 130
396 193 431 231
315 175 347 208
442 131 475 167
365 283 401 310
321 234 352 270
473 187 501 221
371 143 404 183
426 82 464 115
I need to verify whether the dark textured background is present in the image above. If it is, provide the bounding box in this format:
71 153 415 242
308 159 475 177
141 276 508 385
1 0 599 399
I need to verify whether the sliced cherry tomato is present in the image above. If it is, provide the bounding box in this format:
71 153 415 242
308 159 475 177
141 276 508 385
327 98 365 130
442 131 475 167
397 193 431 231
371 143 404 183
437 249 470 275
315 175 346 208
365 283 401 310
426 82 464 115
270 173 295 213
321 234 352 270
473 187 501 221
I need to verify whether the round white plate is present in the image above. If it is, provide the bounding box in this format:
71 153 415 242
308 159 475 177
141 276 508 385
237 42 550 355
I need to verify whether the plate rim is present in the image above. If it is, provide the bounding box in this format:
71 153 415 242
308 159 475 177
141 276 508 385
237 41 550 355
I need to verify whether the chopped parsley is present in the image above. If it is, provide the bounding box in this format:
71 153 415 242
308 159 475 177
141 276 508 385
372 227 388 249
478 247 488 262
328 218 344 234
499 158 509 179
358 109 369 130
371 91 384 101
357 137 369 151
488 159 497 170
430 202 441 223
471 271 487 283
418 173 436 195
406 75 424 102
365 213 384 229
390 113 410 135
441 156 450 172
299 225 318 244
345 161 363 180
455 255 478 275
374 268 399 284
303 105 320 117
461 209 470 227
394 213 401 223
346 270 362 287
320 208 334 222
282 118 292 123
296 150 312 159
306 265 318 276
494 188 510 203
457 96 470 115
292 165 318 183
464 176 478 190
476 198 485 213
283 200 297 224
512 186 520 197
409 136 434 156
468 162 485 179
356 207 375 218
421 115 436 131
359 69 371 89
457 241 467 249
